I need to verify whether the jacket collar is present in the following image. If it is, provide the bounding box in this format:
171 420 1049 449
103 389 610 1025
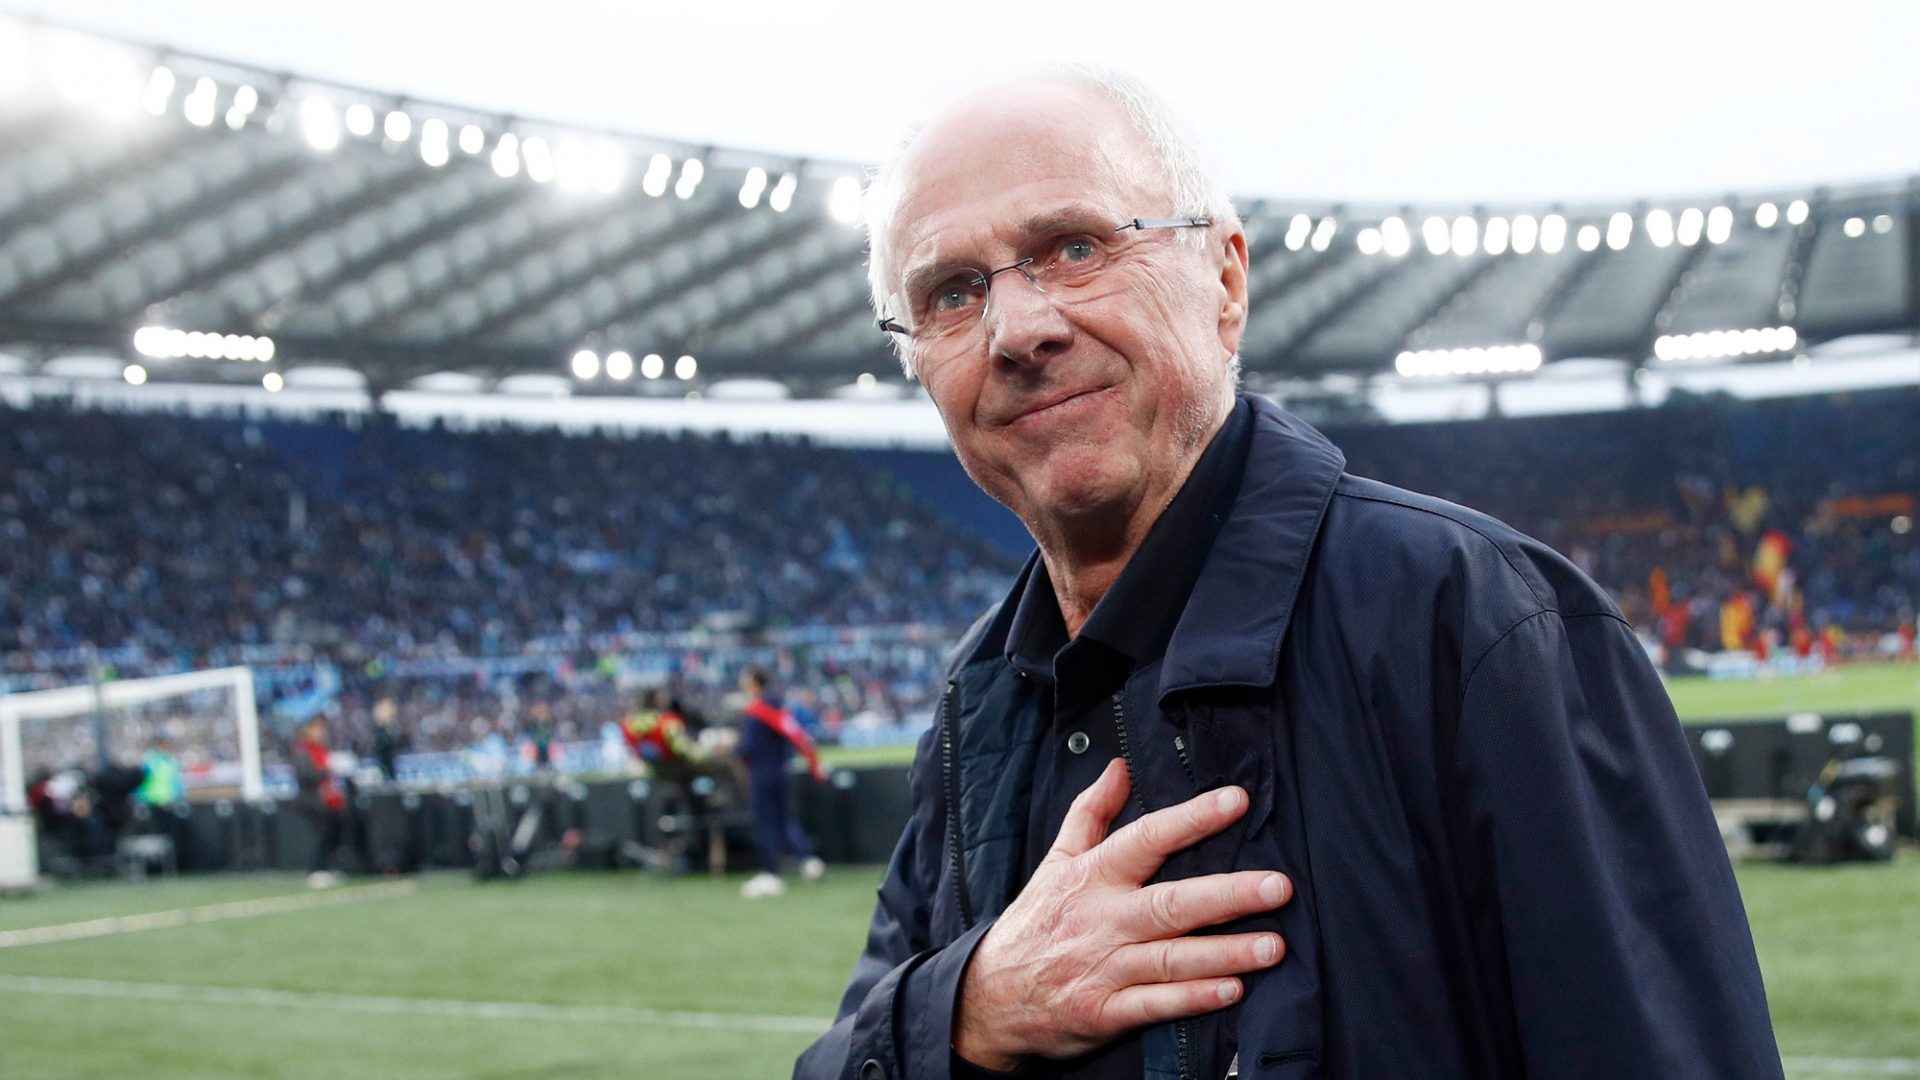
1158 394 1345 699
956 394 1346 698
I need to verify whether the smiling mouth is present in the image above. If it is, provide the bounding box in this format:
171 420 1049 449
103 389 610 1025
1008 386 1107 426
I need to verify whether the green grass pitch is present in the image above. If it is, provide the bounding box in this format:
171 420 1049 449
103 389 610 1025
2 662 1915 1079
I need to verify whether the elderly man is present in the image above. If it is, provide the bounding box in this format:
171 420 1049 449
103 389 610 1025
797 69 1781 1080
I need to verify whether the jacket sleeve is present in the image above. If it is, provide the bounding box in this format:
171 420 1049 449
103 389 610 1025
1448 608 1784 1079
794 729 996 1080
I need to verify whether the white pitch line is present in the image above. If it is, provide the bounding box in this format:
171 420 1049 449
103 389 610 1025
0 974 830 1035
1783 1058 1920 1076
0 880 417 949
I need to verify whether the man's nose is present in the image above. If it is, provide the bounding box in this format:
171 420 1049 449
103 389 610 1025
983 270 1072 366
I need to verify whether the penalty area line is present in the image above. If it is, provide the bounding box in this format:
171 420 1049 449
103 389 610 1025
0 880 418 949
0 974 831 1035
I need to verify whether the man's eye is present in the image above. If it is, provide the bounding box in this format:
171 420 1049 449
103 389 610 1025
933 284 975 311
1059 238 1098 263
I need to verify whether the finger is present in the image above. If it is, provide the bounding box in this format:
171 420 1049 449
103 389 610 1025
1092 785 1248 884
1116 870 1292 939
1097 976 1244 1034
1108 931 1284 988
1043 757 1131 863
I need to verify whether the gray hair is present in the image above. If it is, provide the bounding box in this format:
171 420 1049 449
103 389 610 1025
864 65 1241 379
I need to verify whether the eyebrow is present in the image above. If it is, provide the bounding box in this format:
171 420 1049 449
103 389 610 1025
897 202 1118 303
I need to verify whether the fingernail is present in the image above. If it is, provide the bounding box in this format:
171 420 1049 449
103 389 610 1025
1255 934 1279 964
1216 979 1241 1003
1214 787 1241 812
1259 873 1288 905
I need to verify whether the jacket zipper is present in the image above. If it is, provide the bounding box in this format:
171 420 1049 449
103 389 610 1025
940 681 973 931
1112 692 1194 1080
1172 732 1198 788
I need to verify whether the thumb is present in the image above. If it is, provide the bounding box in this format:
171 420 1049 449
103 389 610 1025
1042 757 1130 864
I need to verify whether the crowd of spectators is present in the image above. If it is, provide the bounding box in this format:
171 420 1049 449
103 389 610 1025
3 387 1914 776
1 402 1016 685
1334 387 1919 661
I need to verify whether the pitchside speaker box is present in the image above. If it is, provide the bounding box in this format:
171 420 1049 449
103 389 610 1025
1685 711 1915 836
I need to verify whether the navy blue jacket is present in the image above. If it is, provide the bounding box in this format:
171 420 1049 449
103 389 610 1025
796 395 1782 1080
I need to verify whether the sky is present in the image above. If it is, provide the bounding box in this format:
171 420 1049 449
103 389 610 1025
10 0 1918 206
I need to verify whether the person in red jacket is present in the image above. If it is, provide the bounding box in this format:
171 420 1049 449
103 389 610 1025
735 667 825 898
291 717 347 888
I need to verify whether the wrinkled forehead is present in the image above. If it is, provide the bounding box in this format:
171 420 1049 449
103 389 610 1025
884 82 1162 276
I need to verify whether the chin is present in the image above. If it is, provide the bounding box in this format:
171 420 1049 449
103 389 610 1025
1026 446 1143 521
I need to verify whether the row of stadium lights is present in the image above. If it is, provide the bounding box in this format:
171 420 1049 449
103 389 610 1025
126 324 285 391
0 20 865 223
1301 199 1895 259
570 349 697 382
1392 325 1800 380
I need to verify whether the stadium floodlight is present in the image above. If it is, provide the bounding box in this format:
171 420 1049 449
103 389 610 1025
1421 216 1449 256
383 109 413 142
1754 202 1779 228
1645 208 1674 248
1380 216 1411 257
1654 325 1797 363
739 166 768 208
523 136 555 183
135 324 274 362
1539 213 1566 254
554 138 590 190
225 83 259 130
768 172 797 213
1842 217 1866 238
643 153 673 198
675 354 697 379
1286 213 1313 252
1676 207 1703 246
1786 199 1809 225
419 118 450 167
1481 216 1509 256
1448 216 1477 257
123 363 148 385
46 30 143 116
183 76 218 128
1872 214 1894 234
829 176 863 224
1706 206 1733 244
1576 223 1601 252
345 102 376 138
1606 212 1632 250
142 66 175 117
491 133 521 179
589 142 625 194
1309 217 1337 252
640 352 665 379
459 123 485 155
605 350 634 380
1355 227 1382 255
262 371 284 392
570 349 600 380
674 158 705 200
1508 214 1538 255
300 96 342 152
1393 343 1542 378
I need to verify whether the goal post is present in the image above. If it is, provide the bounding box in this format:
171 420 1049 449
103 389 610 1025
1 666 263 813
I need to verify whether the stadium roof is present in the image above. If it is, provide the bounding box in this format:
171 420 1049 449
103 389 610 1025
0 15 1915 399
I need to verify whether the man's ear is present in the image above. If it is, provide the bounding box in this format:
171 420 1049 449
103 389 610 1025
1215 227 1250 357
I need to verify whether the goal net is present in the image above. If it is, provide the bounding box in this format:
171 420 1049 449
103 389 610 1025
1 666 263 813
